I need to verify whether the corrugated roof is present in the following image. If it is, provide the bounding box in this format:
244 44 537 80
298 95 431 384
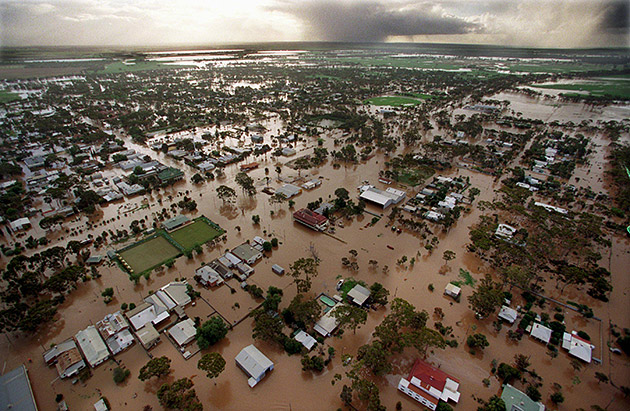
235 345 273 381
0 365 38 411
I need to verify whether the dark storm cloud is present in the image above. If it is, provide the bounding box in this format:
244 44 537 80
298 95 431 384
600 0 630 33
273 0 481 42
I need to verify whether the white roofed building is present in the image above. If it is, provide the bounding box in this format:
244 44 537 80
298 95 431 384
75 326 109 368
235 345 274 387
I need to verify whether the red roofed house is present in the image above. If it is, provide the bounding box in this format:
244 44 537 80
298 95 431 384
292 208 328 231
397 359 460 410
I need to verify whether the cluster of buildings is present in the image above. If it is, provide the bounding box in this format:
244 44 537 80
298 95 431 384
195 237 266 286
43 281 194 378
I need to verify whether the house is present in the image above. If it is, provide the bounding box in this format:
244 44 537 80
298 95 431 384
197 161 215 172
498 306 518 324
495 224 517 240
136 323 160 349
126 301 170 331
158 167 184 183
162 215 190 231
562 331 595 363
294 330 317 351
301 179 321 190
85 255 104 265
534 202 568 215
94 398 108 411
236 262 255 277
530 323 552 344
43 339 86 378
275 183 302 199
105 329 135 355
397 359 460 410
0 365 38 411
223 252 242 267
293 208 328 231
162 282 192 308
314 302 341 337
97 312 129 339
195 265 224 287
168 318 197 348
501 383 545 411
9 217 31 232
272 264 285 275
347 284 371 306
235 345 274 387
231 243 263 265
424 211 444 222
75 326 109 368
444 283 461 300
240 162 259 171
281 147 296 156
250 134 264 143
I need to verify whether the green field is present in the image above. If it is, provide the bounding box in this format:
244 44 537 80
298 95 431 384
168 219 224 251
531 78 630 99
118 235 180 274
0 90 21 103
365 96 424 106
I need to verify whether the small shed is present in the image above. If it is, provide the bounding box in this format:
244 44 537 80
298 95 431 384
498 306 518 324
347 284 371 306
168 318 196 348
530 323 552 344
294 330 317 351
444 283 461 300
272 264 285 275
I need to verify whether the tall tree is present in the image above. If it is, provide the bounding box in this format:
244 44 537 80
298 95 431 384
216 185 236 203
331 304 368 334
157 378 202 411
197 352 226 380
139 356 172 381
235 172 256 196
468 274 504 319
196 317 227 349
289 257 319 293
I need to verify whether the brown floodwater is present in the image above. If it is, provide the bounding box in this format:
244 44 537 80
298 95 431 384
1 98 629 411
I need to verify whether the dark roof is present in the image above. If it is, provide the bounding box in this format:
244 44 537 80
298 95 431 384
293 208 327 226
0 365 38 411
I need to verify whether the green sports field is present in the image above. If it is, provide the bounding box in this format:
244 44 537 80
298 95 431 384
118 235 180 274
168 219 224 250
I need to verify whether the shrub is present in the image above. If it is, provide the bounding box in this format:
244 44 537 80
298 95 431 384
577 330 591 341
113 367 130 384
271 238 279 247
284 338 303 355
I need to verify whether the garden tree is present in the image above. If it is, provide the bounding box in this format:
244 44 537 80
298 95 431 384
348 371 386 411
289 257 319 293
514 354 531 372
570 359 583 372
269 192 287 207
113 367 130 384
442 250 456 265
497 363 521 383
468 187 481 202
216 185 236 203
252 309 284 343
191 173 204 184
235 172 256 196
197 352 226 380
477 395 507 411
526 385 542 401
557 265 588 293
340 385 353 406
369 283 389 307
157 378 202 411
468 274 504 319
356 340 391 376
331 304 368 334
334 187 350 208
196 317 228 349
262 286 283 312
283 294 321 328
503 264 534 289
301 354 325 372
550 391 565 404
467 333 490 350
594 372 609 384
262 241 272 252
138 356 172 381
436 403 454 411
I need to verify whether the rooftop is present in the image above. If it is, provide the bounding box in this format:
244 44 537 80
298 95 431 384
501 384 546 411
0 365 38 411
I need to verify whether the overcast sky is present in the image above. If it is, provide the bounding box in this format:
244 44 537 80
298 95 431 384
0 0 628 48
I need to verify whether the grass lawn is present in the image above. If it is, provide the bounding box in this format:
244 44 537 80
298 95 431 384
395 166 435 186
118 235 180 274
365 96 423 106
169 219 224 251
531 79 630 99
0 90 21 103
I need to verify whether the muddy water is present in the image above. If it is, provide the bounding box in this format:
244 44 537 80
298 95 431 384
1 100 630 410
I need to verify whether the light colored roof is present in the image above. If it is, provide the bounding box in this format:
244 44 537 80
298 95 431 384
0 365 38 411
75 326 109 367
163 215 190 230
162 282 191 307
9 217 30 231
359 188 393 208
231 243 262 263
444 283 461 297
43 339 77 364
94 398 108 411
153 290 177 311
347 284 370 306
530 323 552 344
136 324 160 348
567 331 594 363
314 302 341 337
235 345 274 381
275 184 302 199
127 302 169 330
97 311 129 339
106 329 135 355
168 318 196 347
501 384 546 411
498 306 518 323
294 330 317 350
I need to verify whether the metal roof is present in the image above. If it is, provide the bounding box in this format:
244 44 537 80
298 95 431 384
0 365 38 411
235 345 274 382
